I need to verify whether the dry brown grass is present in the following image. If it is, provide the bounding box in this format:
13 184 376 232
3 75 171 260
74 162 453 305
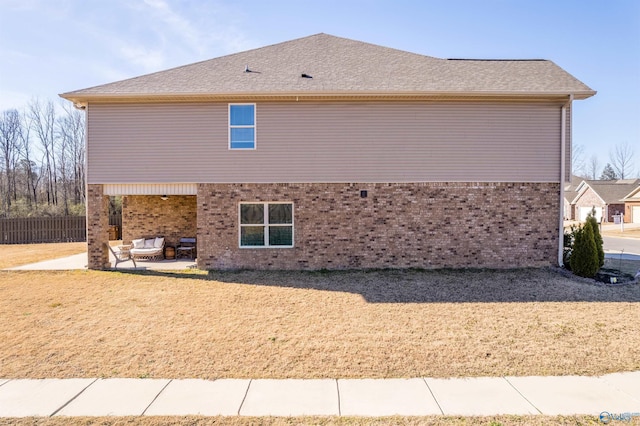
0 415 606 425
1 268 639 380
601 227 640 238
0 242 87 269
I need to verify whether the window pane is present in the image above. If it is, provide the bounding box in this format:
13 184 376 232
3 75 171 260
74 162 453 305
269 204 292 224
241 204 264 224
230 128 255 149
230 105 254 125
231 140 255 149
241 226 265 246
269 226 292 246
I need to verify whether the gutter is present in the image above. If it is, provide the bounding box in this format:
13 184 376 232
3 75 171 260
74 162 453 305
558 94 574 267
58 90 597 105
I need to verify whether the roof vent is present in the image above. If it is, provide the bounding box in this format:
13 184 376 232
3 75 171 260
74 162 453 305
301 73 313 78
245 65 251 73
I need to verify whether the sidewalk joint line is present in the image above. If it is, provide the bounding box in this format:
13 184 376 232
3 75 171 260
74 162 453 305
0 379 10 388
423 378 444 415
141 379 172 416
238 379 252 415
50 377 99 417
503 376 542 415
335 379 341 416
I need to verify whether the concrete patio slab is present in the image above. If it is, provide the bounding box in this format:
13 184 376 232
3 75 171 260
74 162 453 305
338 378 441 416
0 378 95 417
145 379 250 416
239 379 338 416
426 377 538 415
56 378 170 416
506 376 639 415
601 371 640 401
7 252 197 271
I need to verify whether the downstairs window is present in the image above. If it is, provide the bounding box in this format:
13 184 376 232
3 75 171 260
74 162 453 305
239 202 294 248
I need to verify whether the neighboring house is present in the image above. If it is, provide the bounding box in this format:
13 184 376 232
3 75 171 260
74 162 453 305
563 175 584 220
572 179 640 222
60 33 595 270
622 185 640 223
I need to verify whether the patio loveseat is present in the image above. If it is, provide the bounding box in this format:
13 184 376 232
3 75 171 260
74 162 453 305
130 237 165 261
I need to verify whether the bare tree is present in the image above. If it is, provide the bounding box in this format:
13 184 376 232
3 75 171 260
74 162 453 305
586 155 601 180
58 102 85 207
610 141 635 179
571 144 586 177
19 111 40 210
0 109 22 216
29 99 58 206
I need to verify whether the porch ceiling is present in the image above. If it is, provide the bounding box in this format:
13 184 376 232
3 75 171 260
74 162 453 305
104 183 197 196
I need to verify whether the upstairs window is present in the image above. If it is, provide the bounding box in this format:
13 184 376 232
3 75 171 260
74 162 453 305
239 202 294 248
229 104 255 149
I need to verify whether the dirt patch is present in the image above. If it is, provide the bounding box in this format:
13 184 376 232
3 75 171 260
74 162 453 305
1 268 638 380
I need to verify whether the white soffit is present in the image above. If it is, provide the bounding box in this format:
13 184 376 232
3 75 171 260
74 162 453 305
104 183 197 196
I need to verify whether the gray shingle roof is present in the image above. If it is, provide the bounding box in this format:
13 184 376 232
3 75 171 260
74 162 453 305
61 33 595 102
579 179 640 204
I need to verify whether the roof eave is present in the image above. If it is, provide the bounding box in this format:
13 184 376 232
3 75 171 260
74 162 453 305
59 89 596 106
621 185 640 201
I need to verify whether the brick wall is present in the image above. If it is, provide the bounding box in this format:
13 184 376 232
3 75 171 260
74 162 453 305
196 182 560 270
87 184 110 269
122 195 197 247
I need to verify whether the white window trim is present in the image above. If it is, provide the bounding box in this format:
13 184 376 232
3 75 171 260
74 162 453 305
228 103 256 150
239 201 294 248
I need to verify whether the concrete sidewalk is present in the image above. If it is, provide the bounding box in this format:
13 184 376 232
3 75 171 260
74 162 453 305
1 373 639 418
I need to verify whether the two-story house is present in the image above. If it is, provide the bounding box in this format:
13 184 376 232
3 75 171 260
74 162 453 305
60 34 595 270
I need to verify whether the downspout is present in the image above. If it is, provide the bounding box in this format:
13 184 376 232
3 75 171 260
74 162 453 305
558 94 573 267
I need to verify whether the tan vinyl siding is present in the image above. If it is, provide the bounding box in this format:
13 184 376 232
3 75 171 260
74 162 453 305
87 101 562 184
565 103 572 183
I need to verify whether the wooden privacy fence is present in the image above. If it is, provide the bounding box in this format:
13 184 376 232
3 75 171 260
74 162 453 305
0 214 122 244
0 216 86 244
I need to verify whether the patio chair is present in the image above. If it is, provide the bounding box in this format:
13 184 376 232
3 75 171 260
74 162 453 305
176 237 196 259
107 243 137 269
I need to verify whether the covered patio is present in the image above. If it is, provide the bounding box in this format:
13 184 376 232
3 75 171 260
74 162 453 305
87 183 197 269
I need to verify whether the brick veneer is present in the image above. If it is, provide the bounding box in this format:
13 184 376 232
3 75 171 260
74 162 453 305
122 195 197 247
87 184 110 269
196 182 560 270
